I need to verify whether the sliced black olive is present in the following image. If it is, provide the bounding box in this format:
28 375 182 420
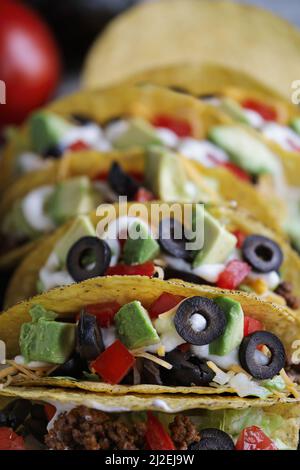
239 331 286 380
242 235 283 273
108 161 140 198
71 113 94 125
158 218 195 261
51 353 88 379
190 429 235 450
66 236 111 282
174 296 226 345
163 266 209 285
76 310 104 361
7 400 32 430
141 359 163 385
160 350 215 386
42 144 65 159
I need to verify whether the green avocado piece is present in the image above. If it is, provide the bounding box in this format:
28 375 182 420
115 301 160 349
220 98 251 125
54 215 95 267
123 220 160 264
113 118 162 150
209 297 244 356
1 200 39 240
20 304 76 364
29 111 74 154
290 117 300 135
145 146 198 202
45 176 95 226
209 125 279 175
193 208 237 267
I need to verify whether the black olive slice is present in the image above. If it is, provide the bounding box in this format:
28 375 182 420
7 400 32 430
71 113 94 125
174 296 226 345
160 350 215 386
66 236 111 282
242 235 283 273
158 218 195 261
239 331 286 380
142 359 163 385
51 353 88 379
76 310 104 361
108 161 140 198
163 266 209 285
42 144 65 159
190 429 235 450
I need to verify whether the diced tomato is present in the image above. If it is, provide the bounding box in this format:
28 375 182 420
236 426 277 450
68 140 90 152
91 340 135 384
152 114 192 137
244 316 263 337
221 162 252 182
149 292 185 319
178 343 190 353
232 230 247 249
44 404 56 421
241 99 277 122
106 261 155 277
86 301 121 327
217 260 251 290
145 412 175 450
134 187 155 202
0 428 26 450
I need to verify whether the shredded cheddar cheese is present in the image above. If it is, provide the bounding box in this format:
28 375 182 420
279 369 300 398
133 351 172 370
244 277 268 295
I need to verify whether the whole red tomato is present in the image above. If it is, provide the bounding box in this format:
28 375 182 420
0 0 61 127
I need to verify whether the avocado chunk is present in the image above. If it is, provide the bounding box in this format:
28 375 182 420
123 220 160 264
113 118 162 150
220 98 251 125
54 215 96 267
209 125 278 175
145 146 198 202
29 111 74 154
45 176 95 225
193 208 237 267
20 305 76 364
115 301 160 349
290 117 300 135
209 297 244 356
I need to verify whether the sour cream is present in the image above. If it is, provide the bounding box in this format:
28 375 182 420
163 255 225 283
247 270 280 290
177 139 229 168
243 109 265 129
61 123 108 149
104 119 130 143
155 128 179 148
21 185 56 232
39 252 74 291
18 152 49 174
102 326 117 348
262 122 300 152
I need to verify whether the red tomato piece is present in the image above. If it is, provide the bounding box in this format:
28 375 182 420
106 261 155 277
217 260 251 290
241 99 277 122
152 114 192 137
244 316 263 337
0 0 61 127
145 412 175 450
221 162 252 182
232 230 247 249
91 340 135 384
68 140 90 152
236 426 277 450
44 404 56 421
0 428 26 450
149 292 185 319
86 301 121 327
134 187 155 202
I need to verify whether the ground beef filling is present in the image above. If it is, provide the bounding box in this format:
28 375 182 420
275 282 300 310
45 407 200 450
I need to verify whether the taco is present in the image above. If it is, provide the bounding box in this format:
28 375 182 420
124 64 300 252
0 276 300 400
0 387 299 450
5 202 300 315
0 84 284 269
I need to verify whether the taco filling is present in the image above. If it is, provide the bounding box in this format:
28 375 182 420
1 294 298 399
0 398 294 450
36 201 299 309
